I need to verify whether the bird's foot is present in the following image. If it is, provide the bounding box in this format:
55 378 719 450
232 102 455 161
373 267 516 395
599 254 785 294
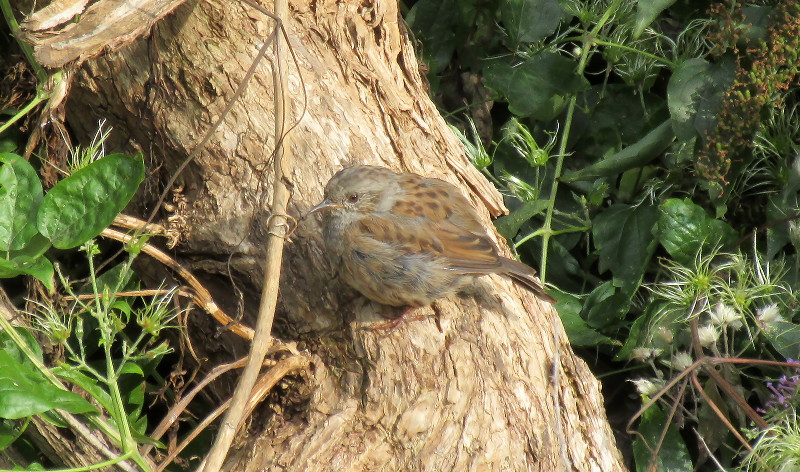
368 306 430 332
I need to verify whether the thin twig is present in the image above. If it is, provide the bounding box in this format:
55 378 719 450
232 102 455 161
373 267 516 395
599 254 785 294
691 373 753 452
63 289 193 301
113 214 166 235
140 356 249 458
160 355 309 472
100 228 254 340
199 0 294 469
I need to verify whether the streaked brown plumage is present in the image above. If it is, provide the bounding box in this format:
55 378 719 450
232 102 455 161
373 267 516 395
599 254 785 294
310 165 555 307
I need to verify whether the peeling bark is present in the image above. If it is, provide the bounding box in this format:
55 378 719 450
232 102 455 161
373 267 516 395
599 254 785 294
62 0 626 470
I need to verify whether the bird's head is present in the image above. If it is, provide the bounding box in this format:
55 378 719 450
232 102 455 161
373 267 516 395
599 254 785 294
309 165 393 216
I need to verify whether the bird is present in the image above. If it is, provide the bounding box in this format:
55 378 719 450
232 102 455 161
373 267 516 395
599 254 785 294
308 165 556 309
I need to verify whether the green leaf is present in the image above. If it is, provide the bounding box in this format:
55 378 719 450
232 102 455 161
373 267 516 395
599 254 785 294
52 366 114 414
8 232 51 260
633 0 676 37
616 313 649 361
583 281 632 329
655 198 738 264
494 199 549 239
551 289 615 347
0 351 96 419
0 230 54 290
38 153 145 249
667 58 735 142
632 404 692 472
0 232 55 290
484 52 589 120
741 6 774 43
763 320 800 360
93 262 137 295
0 417 26 449
406 0 467 74
0 153 43 251
0 256 54 291
119 361 144 377
592 204 659 291
765 192 798 260
500 0 564 45
0 327 43 363
561 120 674 182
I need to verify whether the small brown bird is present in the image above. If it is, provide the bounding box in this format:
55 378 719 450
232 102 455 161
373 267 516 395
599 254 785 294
309 165 556 308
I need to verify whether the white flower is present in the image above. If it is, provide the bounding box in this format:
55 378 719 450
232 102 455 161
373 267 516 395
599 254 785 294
757 303 784 328
671 352 693 371
657 326 673 344
631 347 663 361
630 378 664 397
697 324 719 347
631 348 652 360
710 302 741 328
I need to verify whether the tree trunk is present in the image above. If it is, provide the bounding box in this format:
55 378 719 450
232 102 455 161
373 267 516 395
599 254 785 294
64 0 626 470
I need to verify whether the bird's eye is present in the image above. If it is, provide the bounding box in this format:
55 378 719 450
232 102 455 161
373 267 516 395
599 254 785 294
347 193 359 203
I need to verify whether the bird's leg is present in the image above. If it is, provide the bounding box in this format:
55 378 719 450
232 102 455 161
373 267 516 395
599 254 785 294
369 306 430 332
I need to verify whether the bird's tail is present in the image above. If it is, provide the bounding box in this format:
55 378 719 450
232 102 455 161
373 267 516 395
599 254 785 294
500 257 557 304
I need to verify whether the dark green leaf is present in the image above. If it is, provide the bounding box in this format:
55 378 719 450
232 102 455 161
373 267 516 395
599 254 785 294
0 418 26 449
592 204 659 290
633 0 677 37
0 153 42 251
696 380 729 457
0 351 95 419
632 404 692 472
93 262 137 295
38 153 145 249
667 58 735 142
500 0 564 45
406 0 464 74
0 256 54 291
484 53 589 120
655 198 738 264
763 320 800 360
494 199 549 239
616 313 649 361
583 281 633 329
551 289 615 347
561 120 674 182
0 229 54 291
765 192 798 260
741 6 774 43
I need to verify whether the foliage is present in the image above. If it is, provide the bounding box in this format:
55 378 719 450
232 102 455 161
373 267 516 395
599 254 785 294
406 0 800 469
0 151 145 290
0 240 179 471
0 120 173 469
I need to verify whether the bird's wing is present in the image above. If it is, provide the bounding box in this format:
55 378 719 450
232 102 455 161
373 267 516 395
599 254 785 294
391 173 486 233
354 213 556 303
354 215 503 274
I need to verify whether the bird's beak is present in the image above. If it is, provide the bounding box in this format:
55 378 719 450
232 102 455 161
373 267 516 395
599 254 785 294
307 199 342 215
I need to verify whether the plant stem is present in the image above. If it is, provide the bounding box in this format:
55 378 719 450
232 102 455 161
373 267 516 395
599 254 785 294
0 0 47 82
592 39 678 68
0 93 46 134
540 0 624 281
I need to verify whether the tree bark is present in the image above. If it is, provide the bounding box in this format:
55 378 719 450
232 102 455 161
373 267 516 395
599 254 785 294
64 0 626 470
